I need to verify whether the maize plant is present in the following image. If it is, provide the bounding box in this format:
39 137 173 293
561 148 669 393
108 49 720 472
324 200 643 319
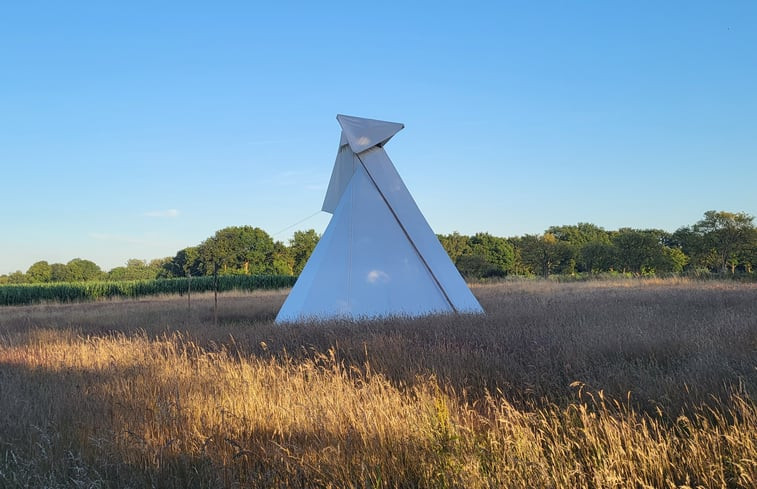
0 275 297 306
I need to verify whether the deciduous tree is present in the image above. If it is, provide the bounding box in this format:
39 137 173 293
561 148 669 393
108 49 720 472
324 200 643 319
164 247 202 278
579 241 616 273
50 263 67 282
611 229 666 274
466 232 514 277
437 232 471 264
6 271 27 284
198 226 275 275
692 211 756 273
289 229 320 275
519 233 572 278
269 241 295 275
26 261 52 283
62 258 103 282
547 223 611 272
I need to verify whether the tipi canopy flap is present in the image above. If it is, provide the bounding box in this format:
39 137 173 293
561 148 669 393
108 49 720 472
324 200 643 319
336 114 404 154
321 142 359 213
323 115 405 213
275 115 484 323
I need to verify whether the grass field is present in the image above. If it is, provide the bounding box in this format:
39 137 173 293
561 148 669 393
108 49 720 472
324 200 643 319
0 279 755 488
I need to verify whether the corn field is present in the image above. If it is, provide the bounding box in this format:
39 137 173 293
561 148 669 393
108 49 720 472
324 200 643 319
0 275 296 306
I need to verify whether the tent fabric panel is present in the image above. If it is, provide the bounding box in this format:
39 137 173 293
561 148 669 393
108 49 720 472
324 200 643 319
274 196 345 322
276 164 451 323
358 147 484 314
335 165 450 317
321 139 358 213
336 114 404 154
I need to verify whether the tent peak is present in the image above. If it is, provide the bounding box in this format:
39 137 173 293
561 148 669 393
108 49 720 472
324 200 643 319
336 114 404 153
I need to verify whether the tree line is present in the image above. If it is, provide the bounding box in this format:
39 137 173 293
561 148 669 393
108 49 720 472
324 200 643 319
441 210 756 279
0 228 320 285
2 210 755 285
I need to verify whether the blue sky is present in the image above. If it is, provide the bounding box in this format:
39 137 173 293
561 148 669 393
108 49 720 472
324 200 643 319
1 1 755 274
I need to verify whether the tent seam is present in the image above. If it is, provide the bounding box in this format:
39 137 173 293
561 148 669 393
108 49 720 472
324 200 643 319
354 150 458 314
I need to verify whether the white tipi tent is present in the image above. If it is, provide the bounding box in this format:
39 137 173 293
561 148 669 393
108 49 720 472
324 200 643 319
275 115 484 323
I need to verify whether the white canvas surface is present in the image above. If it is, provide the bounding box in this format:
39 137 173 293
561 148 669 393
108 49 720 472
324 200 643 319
276 164 450 322
336 114 404 153
321 140 358 213
275 114 484 323
358 147 484 314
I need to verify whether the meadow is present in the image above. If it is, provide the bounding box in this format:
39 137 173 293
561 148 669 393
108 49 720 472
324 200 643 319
0 279 755 488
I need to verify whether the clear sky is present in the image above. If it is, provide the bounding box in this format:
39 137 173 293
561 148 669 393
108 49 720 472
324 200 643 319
1 1 755 274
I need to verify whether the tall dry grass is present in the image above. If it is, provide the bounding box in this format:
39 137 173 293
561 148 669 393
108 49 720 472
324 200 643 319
0 279 755 488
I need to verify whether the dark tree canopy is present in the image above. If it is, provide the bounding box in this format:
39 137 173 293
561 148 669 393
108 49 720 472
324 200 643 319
517 233 573 278
61 259 104 282
3 210 756 284
289 230 320 275
26 261 52 283
692 211 756 273
198 226 278 276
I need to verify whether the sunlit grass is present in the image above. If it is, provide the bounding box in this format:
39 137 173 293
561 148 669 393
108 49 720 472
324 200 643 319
1 279 755 487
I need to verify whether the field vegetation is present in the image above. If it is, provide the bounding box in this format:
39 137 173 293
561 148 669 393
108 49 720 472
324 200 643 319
0 275 295 306
3 210 756 286
0 279 755 488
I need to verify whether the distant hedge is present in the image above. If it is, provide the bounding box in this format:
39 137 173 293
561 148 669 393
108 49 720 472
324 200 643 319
0 275 296 306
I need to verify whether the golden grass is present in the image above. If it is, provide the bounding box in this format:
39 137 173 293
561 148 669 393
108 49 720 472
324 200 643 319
0 279 755 488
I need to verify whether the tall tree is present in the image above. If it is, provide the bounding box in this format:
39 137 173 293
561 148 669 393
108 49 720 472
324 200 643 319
270 241 295 275
455 232 514 278
164 247 202 278
691 211 756 273
547 223 611 273
611 229 665 274
289 229 320 275
198 226 275 275
662 246 689 273
26 261 52 283
506 237 529 276
739 240 757 273
519 233 572 278
149 257 173 279
6 271 27 284
437 232 471 264
455 254 500 279
50 263 67 282
579 241 617 273
471 232 515 275
62 258 103 282
547 223 611 246
108 259 162 281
